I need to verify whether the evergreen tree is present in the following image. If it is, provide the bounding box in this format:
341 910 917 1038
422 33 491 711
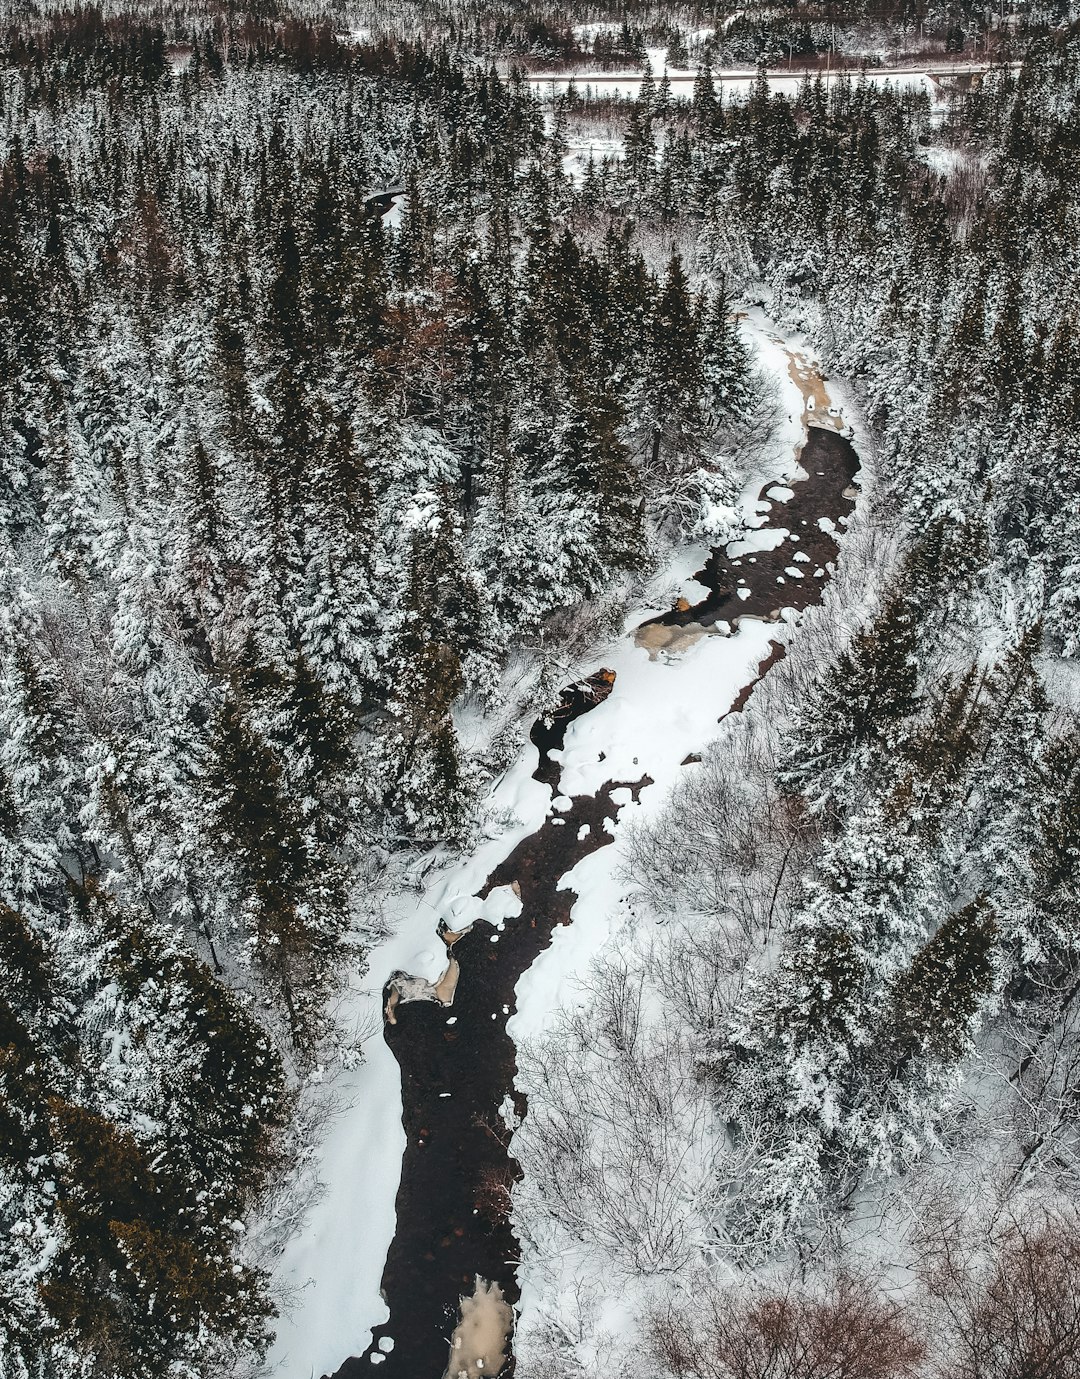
886 897 999 1069
205 681 341 1047
778 593 920 811
693 46 718 131
644 253 704 481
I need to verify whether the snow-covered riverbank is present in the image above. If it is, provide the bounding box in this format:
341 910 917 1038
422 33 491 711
266 313 861 1379
508 314 863 1373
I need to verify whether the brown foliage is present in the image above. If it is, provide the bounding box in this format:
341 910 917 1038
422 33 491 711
650 1274 924 1379
925 1217 1080 1379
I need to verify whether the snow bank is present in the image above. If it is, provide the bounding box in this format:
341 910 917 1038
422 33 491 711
266 751 551 1379
267 307 850 1379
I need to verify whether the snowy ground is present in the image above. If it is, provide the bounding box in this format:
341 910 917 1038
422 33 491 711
264 315 853 1379
561 134 625 185
509 315 862 1367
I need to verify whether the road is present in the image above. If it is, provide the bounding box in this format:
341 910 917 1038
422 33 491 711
522 58 1020 89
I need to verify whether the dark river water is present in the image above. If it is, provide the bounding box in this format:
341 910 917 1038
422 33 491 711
328 420 861 1379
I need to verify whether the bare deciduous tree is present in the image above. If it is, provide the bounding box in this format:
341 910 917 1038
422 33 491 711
622 711 819 947
514 958 735 1277
1001 1000 1080 1197
920 1212 1080 1379
648 1273 924 1379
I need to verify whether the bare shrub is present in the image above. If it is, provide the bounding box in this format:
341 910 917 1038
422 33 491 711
648 1273 924 1379
622 711 819 946
513 959 730 1277
644 915 754 1043
1002 999 1080 1197
512 1276 625 1379
920 1211 1080 1379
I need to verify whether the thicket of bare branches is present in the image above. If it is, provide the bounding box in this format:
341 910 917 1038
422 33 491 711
638 1213 1080 1379
1001 1000 1080 1198
648 1273 924 1379
513 959 736 1277
917 1212 1080 1379
622 711 817 943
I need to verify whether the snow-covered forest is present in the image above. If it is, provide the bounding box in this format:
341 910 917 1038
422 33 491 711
1 2 1080 1378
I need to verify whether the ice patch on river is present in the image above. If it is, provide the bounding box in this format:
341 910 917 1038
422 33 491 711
728 526 789 558
384 955 460 1023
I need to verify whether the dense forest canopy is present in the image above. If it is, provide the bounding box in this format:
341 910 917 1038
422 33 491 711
1 1 1079 1377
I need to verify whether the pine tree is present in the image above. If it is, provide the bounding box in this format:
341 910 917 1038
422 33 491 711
989 272 1027 406
938 280 989 414
1012 731 1080 989
778 592 920 811
558 378 644 572
624 101 657 191
886 897 999 1069
0 884 284 1379
700 278 752 418
638 57 656 114
899 510 990 620
968 625 1049 869
693 47 718 131
666 32 689 69
897 664 984 843
720 891 872 1245
656 67 672 119
644 253 704 481
269 214 307 360
204 683 339 1047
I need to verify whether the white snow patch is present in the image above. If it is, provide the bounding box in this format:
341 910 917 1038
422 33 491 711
1042 656 1080 710
438 890 506 938
384 193 406 230
727 528 788 558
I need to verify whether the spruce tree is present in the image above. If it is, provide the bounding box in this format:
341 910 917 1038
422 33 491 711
693 47 718 131
778 592 920 811
886 897 999 1069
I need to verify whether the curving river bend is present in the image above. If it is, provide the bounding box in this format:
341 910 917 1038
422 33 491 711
327 345 861 1379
